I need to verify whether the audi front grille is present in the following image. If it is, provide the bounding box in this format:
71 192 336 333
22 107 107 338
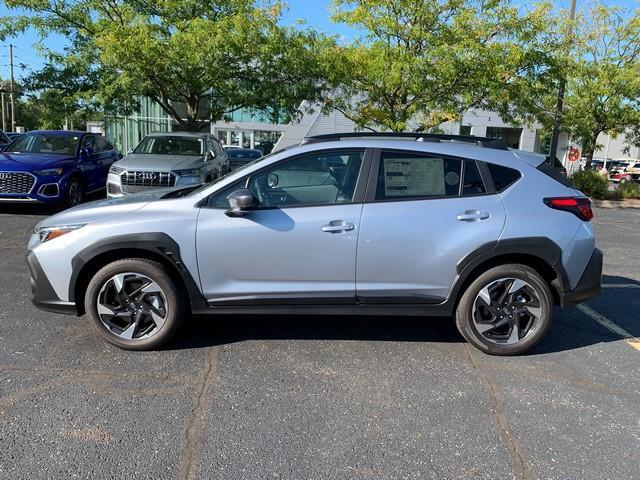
0 172 36 194
120 171 176 189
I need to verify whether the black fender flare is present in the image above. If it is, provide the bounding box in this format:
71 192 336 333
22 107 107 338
69 232 206 312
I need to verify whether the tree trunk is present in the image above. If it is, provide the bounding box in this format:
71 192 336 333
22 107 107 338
582 132 599 169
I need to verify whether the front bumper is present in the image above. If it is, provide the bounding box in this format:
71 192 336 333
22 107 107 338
26 251 78 315
560 248 603 307
0 173 66 203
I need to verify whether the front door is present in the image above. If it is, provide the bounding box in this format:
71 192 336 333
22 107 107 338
196 148 368 305
356 149 506 303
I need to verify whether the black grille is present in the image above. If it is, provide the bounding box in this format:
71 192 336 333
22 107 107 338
0 172 35 194
107 183 122 195
120 171 176 188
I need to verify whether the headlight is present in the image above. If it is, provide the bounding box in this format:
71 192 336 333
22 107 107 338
110 165 125 174
34 224 86 243
173 168 200 177
34 167 64 176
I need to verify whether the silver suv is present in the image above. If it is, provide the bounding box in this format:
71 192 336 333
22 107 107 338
27 133 602 355
106 132 229 197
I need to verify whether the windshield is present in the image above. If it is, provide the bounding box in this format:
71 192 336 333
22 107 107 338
134 136 204 156
7 133 80 155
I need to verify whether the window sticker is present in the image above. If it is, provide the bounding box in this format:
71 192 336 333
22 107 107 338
383 157 446 196
445 171 460 186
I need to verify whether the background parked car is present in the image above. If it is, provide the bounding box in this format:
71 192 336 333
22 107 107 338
226 148 262 170
610 162 640 183
106 132 229 197
0 130 120 206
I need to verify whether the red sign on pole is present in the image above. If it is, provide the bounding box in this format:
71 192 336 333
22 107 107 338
568 147 580 162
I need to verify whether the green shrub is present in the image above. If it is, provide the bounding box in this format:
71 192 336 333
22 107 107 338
616 181 640 199
570 169 609 199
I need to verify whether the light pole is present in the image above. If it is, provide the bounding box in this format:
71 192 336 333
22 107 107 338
548 0 577 161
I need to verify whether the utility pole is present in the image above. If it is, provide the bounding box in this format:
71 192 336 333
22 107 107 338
9 43 15 132
548 0 577 162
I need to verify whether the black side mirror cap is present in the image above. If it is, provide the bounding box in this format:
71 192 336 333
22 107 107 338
225 188 257 217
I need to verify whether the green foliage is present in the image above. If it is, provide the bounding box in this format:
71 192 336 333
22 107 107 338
0 0 334 130
615 181 640 200
327 0 558 132
505 5 640 164
571 169 609 199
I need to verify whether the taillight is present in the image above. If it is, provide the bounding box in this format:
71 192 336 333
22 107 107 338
543 197 593 221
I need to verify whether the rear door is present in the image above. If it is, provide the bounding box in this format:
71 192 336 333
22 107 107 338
356 149 506 303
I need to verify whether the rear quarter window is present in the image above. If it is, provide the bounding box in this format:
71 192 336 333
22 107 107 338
537 161 575 188
487 163 522 192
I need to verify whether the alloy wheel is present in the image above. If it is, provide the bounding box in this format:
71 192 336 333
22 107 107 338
471 277 542 345
96 272 167 341
67 180 82 206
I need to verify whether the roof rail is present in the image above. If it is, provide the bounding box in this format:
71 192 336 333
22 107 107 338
302 132 509 150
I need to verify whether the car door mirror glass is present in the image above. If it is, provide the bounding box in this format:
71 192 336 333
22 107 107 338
225 188 257 217
206 149 216 161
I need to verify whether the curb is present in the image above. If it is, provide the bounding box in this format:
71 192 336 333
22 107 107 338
592 199 640 209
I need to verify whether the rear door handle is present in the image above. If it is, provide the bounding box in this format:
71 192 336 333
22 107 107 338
457 210 490 222
322 220 355 233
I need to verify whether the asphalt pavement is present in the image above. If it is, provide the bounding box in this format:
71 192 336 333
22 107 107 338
0 204 638 479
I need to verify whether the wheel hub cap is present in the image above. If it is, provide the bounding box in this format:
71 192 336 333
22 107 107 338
472 277 542 345
97 272 167 341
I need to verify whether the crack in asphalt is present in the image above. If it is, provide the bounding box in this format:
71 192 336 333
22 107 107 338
179 346 219 480
462 344 532 480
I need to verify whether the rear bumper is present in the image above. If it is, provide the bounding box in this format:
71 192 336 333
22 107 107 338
26 251 78 315
560 248 603 307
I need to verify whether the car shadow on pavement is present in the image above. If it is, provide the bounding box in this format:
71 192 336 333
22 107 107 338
171 275 640 355
172 314 464 350
0 191 106 216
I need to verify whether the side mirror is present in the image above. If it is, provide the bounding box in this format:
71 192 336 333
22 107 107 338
127 148 134 155
225 189 257 217
206 150 216 161
82 147 94 158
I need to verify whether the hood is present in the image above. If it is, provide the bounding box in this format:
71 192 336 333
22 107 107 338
0 152 76 171
115 153 204 171
36 187 181 230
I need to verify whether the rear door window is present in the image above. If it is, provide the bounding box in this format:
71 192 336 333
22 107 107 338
375 151 461 200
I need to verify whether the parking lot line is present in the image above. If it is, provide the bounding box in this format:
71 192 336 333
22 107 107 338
576 304 640 352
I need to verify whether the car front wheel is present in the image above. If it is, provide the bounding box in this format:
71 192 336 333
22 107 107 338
84 258 185 350
455 264 553 356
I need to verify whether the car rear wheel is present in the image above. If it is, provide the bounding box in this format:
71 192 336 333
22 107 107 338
619 176 631 184
84 258 185 350
455 264 553 356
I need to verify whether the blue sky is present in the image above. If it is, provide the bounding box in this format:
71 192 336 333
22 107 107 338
0 0 637 82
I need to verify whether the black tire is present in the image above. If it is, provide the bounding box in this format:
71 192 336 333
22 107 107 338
455 264 553 356
65 176 83 207
84 258 185 350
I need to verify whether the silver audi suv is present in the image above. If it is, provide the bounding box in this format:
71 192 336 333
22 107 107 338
27 133 602 355
106 132 229 197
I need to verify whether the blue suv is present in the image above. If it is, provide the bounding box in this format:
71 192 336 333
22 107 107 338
0 130 120 206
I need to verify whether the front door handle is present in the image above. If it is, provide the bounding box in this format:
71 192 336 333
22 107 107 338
457 210 490 222
322 220 356 233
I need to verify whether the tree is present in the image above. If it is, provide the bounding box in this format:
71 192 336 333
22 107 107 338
0 0 334 131
500 5 640 164
326 0 558 133
561 6 640 164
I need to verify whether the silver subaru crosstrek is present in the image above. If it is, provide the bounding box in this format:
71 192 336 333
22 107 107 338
27 133 602 355
106 132 229 197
